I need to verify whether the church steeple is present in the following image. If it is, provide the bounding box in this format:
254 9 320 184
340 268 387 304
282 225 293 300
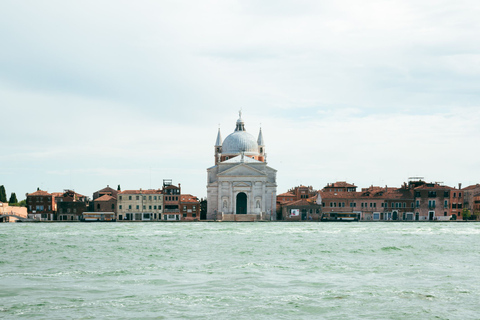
257 127 265 146
215 128 222 146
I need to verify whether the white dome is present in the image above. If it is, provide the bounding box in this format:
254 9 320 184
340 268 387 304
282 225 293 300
222 131 259 154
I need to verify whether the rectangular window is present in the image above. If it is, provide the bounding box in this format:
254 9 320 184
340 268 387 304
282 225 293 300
149 196 152 200
183 206 187 211
149 205 152 210
193 205 196 210
428 191 437 198
119 205 123 209
154 205 157 210
143 205 146 210
136 205 139 210
129 196 132 200
416 200 420 208
143 196 146 200
128 205 132 210
154 196 157 200
119 196 122 200
136 196 139 200
444 200 448 208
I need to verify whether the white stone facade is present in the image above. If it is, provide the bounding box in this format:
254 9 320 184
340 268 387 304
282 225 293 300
207 114 277 221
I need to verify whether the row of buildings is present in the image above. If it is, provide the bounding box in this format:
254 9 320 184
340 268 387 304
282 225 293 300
277 180 480 221
11 113 480 223
25 180 201 222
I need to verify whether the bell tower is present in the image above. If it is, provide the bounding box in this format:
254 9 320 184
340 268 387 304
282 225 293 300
214 128 222 165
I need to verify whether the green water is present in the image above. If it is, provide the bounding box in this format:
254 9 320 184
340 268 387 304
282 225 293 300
1 222 480 319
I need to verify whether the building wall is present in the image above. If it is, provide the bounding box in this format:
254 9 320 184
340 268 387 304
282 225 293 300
26 192 56 221
93 199 117 213
117 190 163 221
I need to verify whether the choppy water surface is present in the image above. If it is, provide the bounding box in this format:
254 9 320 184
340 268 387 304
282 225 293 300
1 222 480 319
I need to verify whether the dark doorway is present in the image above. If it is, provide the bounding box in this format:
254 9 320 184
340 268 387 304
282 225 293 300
301 209 307 221
429 211 434 221
236 192 247 214
392 211 398 221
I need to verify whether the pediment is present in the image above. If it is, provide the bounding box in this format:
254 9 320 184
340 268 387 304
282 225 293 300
218 163 267 177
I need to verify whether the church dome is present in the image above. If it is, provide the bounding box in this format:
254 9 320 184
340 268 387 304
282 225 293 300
221 112 259 155
222 131 259 154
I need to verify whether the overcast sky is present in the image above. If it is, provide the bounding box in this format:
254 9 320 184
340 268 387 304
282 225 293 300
1 0 479 200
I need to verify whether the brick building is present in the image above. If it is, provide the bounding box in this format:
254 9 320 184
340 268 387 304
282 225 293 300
281 198 322 221
180 194 200 221
56 190 89 221
162 180 181 221
93 195 117 214
26 190 56 221
462 184 480 214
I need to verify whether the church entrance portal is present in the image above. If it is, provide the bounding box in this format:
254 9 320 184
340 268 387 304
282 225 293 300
236 192 247 214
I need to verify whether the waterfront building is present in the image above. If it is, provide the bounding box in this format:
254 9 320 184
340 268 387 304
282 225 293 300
117 189 163 221
180 194 200 221
462 184 480 214
207 112 277 221
474 193 480 215
162 180 181 221
413 182 457 221
26 189 56 221
278 181 415 221
93 195 117 214
56 190 89 221
281 198 322 221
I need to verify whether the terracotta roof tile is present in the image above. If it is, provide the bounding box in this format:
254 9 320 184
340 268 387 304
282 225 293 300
94 195 116 202
27 190 51 196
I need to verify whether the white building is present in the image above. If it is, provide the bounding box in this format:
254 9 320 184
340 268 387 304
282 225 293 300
207 113 277 221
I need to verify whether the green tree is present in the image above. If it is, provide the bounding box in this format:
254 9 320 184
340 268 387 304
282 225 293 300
0 185 7 203
200 198 207 219
17 199 27 207
8 192 18 205
462 208 472 220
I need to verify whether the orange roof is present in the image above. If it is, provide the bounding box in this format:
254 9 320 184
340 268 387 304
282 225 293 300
180 194 198 203
27 190 51 196
277 192 295 197
326 181 357 188
94 195 116 202
414 184 453 190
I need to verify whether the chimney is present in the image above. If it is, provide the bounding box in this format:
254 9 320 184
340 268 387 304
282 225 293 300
459 183 462 190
